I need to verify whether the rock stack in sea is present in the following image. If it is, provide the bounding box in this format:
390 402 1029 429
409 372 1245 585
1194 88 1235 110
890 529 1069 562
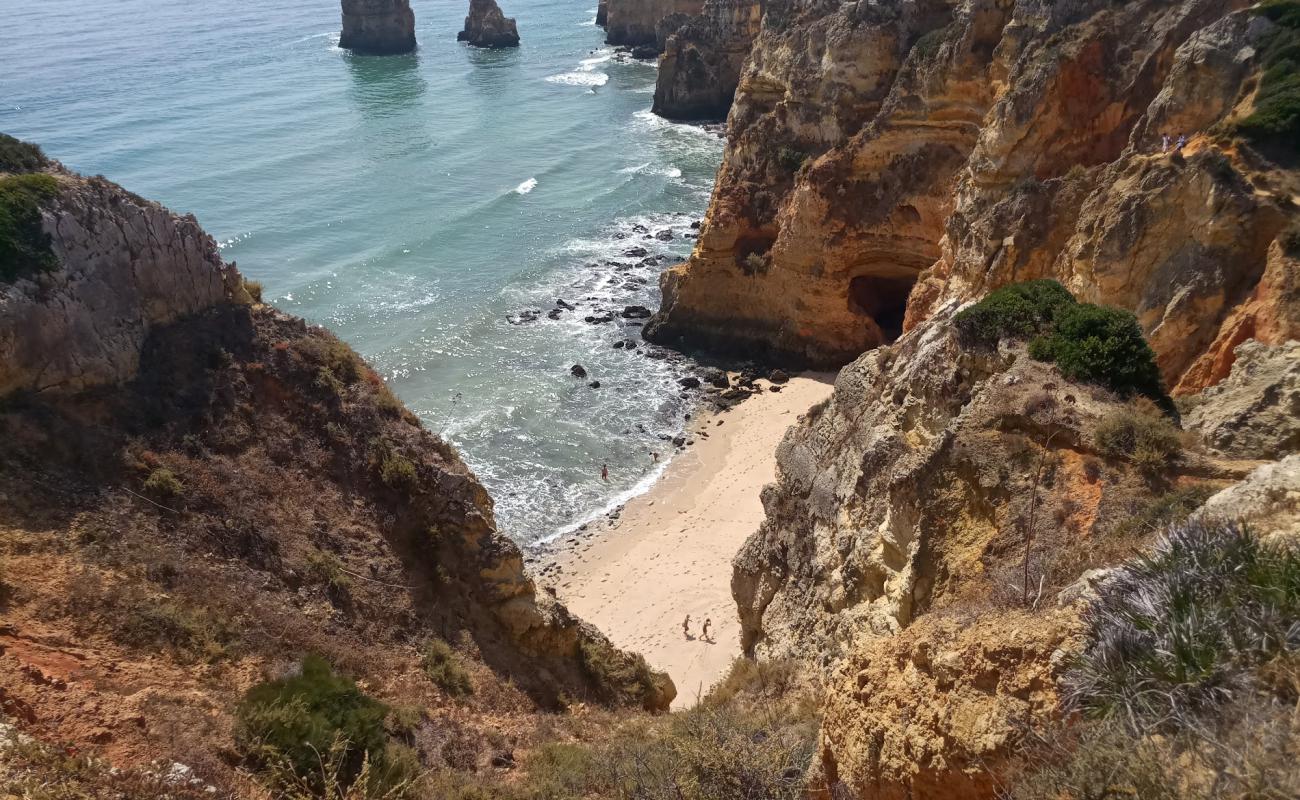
604 0 703 54
339 0 417 55
653 0 763 120
458 0 521 48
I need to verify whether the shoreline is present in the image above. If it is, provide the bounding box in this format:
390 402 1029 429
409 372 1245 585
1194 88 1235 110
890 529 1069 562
535 372 836 708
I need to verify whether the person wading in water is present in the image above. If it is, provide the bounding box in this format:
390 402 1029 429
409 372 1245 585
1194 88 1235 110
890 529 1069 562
601 463 609 482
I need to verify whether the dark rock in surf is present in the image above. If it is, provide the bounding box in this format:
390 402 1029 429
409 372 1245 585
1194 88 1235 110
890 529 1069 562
621 305 653 319
571 364 588 378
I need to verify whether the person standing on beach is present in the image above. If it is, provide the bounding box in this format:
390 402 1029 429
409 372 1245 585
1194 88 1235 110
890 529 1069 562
601 463 609 482
702 617 712 642
682 614 691 638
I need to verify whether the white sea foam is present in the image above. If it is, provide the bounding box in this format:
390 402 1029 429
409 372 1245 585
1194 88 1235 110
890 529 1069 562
514 177 538 195
580 52 613 70
546 71 609 87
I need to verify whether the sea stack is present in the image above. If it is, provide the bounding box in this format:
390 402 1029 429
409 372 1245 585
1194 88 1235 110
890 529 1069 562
458 0 520 48
339 0 417 55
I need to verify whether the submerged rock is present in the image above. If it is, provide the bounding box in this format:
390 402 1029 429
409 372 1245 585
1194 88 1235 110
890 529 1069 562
458 0 520 48
339 0 417 55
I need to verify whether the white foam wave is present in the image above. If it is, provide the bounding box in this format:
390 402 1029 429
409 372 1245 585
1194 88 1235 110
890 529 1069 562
580 52 613 70
538 456 676 544
546 71 609 87
514 177 538 195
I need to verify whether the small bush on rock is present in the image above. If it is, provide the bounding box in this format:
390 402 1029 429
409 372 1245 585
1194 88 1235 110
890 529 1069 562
1093 404 1182 473
1237 1 1300 148
143 467 184 501
422 638 473 697
379 452 418 491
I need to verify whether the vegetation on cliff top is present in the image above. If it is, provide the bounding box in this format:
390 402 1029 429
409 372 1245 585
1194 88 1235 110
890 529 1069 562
956 280 1170 409
0 172 60 283
1237 0 1300 148
0 134 48 173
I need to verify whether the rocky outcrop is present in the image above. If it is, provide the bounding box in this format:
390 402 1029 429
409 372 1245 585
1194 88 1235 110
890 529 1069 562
339 0 417 55
458 0 521 49
732 311 1208 664
1183 339 1300 460
604 0 703 49
597 0 609 27
1198 455 1300 542
648 0 1299 386
0 167 243 396
653 0 764 120
820 610 1080 800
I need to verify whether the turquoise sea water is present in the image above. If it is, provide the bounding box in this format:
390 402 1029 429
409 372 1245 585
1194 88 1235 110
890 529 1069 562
2 0 723 542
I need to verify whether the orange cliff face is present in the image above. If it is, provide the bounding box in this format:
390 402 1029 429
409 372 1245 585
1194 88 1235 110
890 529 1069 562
646 0 1299 390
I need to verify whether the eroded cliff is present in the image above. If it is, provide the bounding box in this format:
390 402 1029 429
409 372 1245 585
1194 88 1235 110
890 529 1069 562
605 0 705 50
647 0 1299 388
653 0 765 120
0 144 672 792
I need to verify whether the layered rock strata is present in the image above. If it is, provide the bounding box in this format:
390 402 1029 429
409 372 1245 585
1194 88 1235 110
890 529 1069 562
339 0 417 55
458 0 521 48
653 0 765 120
604 0 704 49
647 0 1298 389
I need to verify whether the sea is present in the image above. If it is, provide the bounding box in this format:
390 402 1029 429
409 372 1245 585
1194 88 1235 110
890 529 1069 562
1 0 725 543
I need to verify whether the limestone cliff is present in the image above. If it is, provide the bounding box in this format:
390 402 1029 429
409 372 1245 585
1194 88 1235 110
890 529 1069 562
653 0 764 120
339 0 417 55
604 0 704 50
0 147 671 786
458 0 521 49
647 0 1299 388
0 165 243 396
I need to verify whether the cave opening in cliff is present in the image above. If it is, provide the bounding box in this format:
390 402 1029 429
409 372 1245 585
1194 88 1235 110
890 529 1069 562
848 274 915 343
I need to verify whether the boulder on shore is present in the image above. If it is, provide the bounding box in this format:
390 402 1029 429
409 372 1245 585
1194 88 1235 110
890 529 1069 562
339 0 417 55
458 0 520 48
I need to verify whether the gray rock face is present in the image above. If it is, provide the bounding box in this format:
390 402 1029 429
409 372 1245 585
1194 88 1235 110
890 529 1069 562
340 0 417 55
0 169 242 396
1198 455 1300 543
1183 340 1300 459
458 0 520 48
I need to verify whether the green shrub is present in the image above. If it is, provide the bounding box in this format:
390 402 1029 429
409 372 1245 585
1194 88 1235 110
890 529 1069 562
0 172 60 282
1065 518 1300 728
1115 485 1215 538
1093 404 1182 472
422 638 473 697
704 657 799 708
314 366 344 396
306 550 352 594
116 594 228 662
1029 303 1169 407
379 452 418 491
236 655 407 796
0 133 48 172
954 279 1076 346
1282 224 1300 257
741 251 769 276
578 637 660 708
294 336 363 385
775 146 807 171
1236 2 1300 148
143 467 184 501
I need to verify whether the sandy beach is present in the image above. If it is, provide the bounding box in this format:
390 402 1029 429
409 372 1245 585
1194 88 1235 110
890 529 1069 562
539 373 836 708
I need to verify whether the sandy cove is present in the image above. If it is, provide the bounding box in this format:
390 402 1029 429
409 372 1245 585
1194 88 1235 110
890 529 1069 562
538 373 836 709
